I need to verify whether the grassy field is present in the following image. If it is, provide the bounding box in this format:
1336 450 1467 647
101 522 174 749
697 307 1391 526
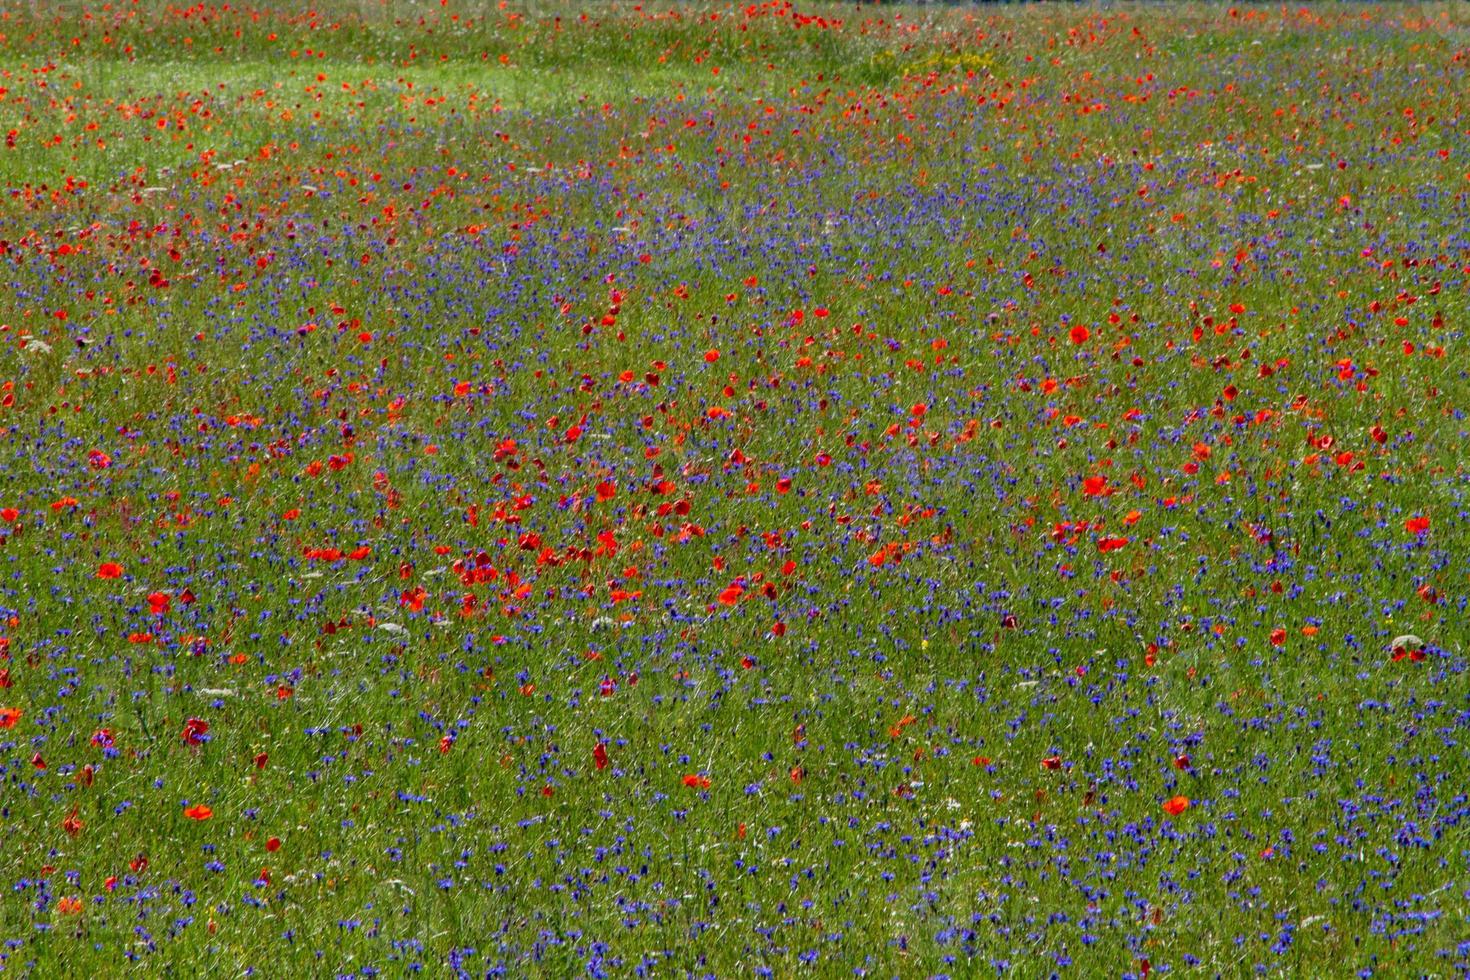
0 1 1468 975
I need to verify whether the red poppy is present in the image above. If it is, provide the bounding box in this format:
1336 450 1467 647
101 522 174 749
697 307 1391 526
253 752 269 769
1040 755 1062 771
0 706 20 729
96 562 124 579
593 742 609 770
266 837 281 852
183 804 213 821
147 592 171 615
0 508 17 522
1269 628 1286 647
1162 795 1190 816
1405 515 1430 535
1069 324 1090 344
182 717 210 745
1082 476 1112 497
682 774 711 789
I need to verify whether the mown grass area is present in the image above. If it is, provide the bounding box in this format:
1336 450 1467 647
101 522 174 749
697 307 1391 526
0 2 1468 976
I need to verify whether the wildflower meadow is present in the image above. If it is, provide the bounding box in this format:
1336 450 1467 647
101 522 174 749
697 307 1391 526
0 1 1468 976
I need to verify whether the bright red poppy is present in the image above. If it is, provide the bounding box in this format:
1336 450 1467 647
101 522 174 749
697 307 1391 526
184 804 213 821
1162 795 1190 816
96 562 124 579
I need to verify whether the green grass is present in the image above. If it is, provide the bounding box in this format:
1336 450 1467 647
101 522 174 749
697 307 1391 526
0 1 1467 976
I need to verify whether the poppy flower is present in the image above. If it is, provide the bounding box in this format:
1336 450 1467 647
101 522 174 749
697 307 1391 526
184 804 213 821
96 562 124 579
0 706 21 729
182 717 210 745
1405 515 1430 535
1040 755 1062 771
1069 324 1090 344
593 742 609 770
1162 795 1190 816
266 836 281 852
682 774 711 789
1389 634 1423 654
